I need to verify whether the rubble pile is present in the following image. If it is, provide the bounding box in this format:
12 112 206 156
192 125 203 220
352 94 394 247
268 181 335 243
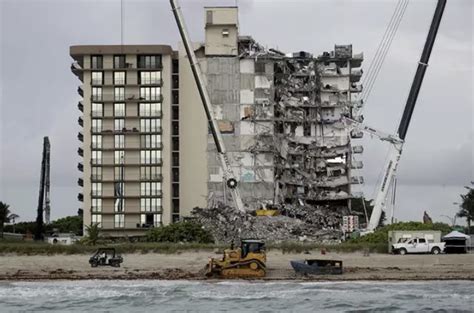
192 205 342 244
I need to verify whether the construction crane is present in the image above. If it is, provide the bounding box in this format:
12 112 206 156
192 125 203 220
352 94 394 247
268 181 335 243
170 0 245 212
35 136 51 240
349 0 446 232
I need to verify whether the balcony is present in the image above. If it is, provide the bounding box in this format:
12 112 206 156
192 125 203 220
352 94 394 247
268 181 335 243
352 145 364 154
93 127 162 135
71 62 83 81
350 130 364 139
78 117 83 127
77 86 84 97
78 101 83 112
350 69 363 83
77 147 83 157
77 193 84 202
77 178 83 187
351 176 365 184
351 160 364 169
93 191 163 199
97 111 162 119
351 52 364 68
77 162 83 172
100 159 163 167
350 83 363 93
77 131 83 142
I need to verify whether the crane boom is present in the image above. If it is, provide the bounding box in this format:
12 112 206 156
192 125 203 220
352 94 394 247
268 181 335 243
35 136 50 240
367 0 446 231
169 0 245 212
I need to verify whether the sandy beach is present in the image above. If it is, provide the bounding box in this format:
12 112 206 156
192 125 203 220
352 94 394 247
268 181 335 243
0 251 473 281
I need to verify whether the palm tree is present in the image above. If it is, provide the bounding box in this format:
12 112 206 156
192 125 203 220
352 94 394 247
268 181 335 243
83 223 100 246
0 202 18 238
457 184 474 234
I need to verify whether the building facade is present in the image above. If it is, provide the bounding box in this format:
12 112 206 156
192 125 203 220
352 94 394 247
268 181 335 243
71 45 178 236
71 6 364 236
179 7 364 215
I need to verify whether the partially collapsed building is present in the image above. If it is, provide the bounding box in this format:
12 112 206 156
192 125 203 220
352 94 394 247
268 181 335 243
71 5 364 238
180 7 364 216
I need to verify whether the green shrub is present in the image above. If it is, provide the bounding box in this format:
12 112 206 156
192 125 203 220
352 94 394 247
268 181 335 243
145 221 214 243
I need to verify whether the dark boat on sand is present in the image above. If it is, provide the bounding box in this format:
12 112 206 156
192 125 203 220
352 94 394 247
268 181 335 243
290 259 343 275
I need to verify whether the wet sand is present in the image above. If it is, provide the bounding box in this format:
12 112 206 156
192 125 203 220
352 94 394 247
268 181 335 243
0 251 473 281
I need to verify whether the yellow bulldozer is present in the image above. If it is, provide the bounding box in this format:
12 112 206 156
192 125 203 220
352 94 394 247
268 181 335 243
206 239 267 278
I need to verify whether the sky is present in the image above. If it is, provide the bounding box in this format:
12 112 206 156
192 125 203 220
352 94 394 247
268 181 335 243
0 0 472 225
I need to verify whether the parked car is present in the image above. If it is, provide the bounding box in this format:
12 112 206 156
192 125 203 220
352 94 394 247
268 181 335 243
392 237 445 255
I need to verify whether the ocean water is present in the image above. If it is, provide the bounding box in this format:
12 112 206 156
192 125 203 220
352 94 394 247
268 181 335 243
0 280 472 312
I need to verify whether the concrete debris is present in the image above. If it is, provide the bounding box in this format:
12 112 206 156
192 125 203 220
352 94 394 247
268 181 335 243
192 205 344 244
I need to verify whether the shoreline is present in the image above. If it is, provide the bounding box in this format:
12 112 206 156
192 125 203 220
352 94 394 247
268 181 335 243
1 251 473 282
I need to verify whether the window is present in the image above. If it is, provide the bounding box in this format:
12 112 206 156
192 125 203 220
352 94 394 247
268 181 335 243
140 182 162 196
172 183 179 197
140 87 160 101
114 167 125 180
141 134 161 149
92 182 102 196
114 214 125 228
92 151 102 165
418 238 426 243
255 62 266 74
114 103 125 117
92 87 102 101
139 103 161 116
114 150 125 164
92 119 102 132
172 59 179 74
172 121 179 135
91 55 103 69
172 168 179 182
91 214 102 227
141 150 161 164
115 87 125 101
91 71 103 85
114 119 125 131
172 90 179 104
91 198 102 212
92 135 102 149
114 186 125 208
172 106 179 120
92 103 103 117
138 55 161 69
114 199 125 213
140 198 162 212
139 71 161 85
114 55 126 69
140 119 161 132
91 167 102 181
172 152 179 166
114 71 126 85
172 75 179 89
140 166 161 180
140 213 161 227
172 137 179 151
115 135 125 149
172 199 180 214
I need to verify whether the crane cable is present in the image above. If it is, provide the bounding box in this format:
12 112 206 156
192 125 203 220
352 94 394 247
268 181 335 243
361 0 404 88
361 0 407 99
361 0 409 104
